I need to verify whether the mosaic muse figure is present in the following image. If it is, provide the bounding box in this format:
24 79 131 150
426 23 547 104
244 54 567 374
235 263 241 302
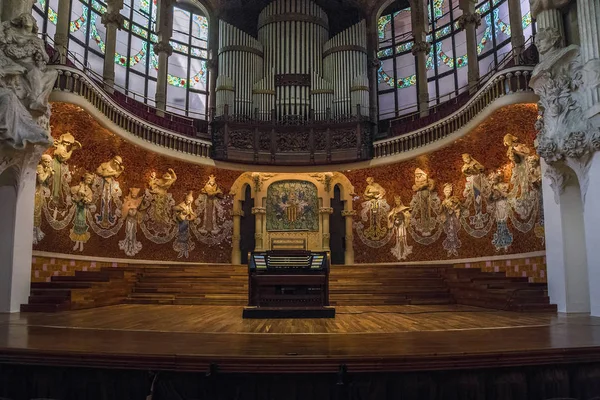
503 134 531 200
461 153 488 229
362 177 388 241
440 183 462 257
50 132 81 205
95 155 124 228
70 173 94 252
387 195 412 260
488 172 513 251
119 187 144 257
198 174 224 235
173 191 197 258
148 168 177 229
411 168 438 236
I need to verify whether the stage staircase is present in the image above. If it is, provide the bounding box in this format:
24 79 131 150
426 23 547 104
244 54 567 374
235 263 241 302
21 263 556 312
329 265 453 306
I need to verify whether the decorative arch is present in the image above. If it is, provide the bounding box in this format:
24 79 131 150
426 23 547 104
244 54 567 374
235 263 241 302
228 171 356 264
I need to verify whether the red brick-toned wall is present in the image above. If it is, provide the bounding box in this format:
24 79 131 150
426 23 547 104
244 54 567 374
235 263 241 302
31 256 130 283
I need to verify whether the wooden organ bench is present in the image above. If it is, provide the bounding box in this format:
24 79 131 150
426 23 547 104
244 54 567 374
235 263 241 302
242 250 335 318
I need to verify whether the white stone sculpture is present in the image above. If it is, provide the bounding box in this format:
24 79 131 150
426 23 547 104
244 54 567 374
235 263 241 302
530 27 600 202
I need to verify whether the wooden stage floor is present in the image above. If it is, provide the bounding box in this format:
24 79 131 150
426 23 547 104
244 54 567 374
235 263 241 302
2 304 600 373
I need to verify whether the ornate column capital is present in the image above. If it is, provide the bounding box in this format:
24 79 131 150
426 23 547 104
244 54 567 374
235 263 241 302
411 40 432 55
319 207 334 215
101 11 124 29
341 210 357 217
153 41 173 56
530 0 571 19
457 12 482 29
252 207 267 215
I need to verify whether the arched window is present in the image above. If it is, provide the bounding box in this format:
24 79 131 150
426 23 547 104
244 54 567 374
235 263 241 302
166 6 209 119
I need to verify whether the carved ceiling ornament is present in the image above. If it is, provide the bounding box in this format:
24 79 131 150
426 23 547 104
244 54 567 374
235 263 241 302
530 27 600 203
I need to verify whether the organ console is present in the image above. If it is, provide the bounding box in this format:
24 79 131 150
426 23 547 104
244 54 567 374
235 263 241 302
211 0 372 165
243 250 335 318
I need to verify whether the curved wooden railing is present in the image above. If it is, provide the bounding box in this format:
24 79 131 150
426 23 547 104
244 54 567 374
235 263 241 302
51 65 212 158
373 65 536 159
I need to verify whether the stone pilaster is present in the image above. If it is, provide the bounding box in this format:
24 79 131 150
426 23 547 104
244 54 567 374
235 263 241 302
252 207 267 251
576 0 600 126
366 13 380 130
341 210 356 265
154 41 173 114
1 0 35 22
458 9 482 91
53 0 71 63
231 209 244 264
507 0 525 61
411 0 430 117
101 7 124 93
207 17 219 117
319 207 333 250
154 0 174 113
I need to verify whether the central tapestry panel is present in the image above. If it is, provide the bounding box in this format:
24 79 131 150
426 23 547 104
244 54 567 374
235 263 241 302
266 181 319 232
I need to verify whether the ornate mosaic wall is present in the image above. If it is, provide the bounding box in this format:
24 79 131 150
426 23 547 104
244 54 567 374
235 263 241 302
266 180 319 232
347 104 545 263
33 103 239 262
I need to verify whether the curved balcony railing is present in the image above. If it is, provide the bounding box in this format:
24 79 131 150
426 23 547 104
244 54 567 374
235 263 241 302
373 65 536 159
51 65 212 158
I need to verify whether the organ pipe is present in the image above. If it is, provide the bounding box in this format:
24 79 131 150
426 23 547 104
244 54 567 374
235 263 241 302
216 0 368 120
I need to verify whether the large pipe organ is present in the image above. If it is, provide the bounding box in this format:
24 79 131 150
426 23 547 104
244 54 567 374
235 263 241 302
212 0 372 165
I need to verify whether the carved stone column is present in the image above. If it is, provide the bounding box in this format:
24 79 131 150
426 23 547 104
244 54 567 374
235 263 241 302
154 41 173 114
154 0 174 114
252 206 267 251
231 209 244 264
507 0 526 61
319 207 333 251
101 1 125 93
341 210 356 265
530 12 600 315
576 0 600 126
411 0 431 117
1 0 34 22
53 0 71 63
530 0 568 45
458 0 482 91
366 12 380 132
207 17 219 116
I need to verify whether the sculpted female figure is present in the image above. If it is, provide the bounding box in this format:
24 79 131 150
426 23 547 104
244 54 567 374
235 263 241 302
440 183 462 257
198 174 224 235
33 154 54 244
488 172 513 252
118 188 144 257
503 134 531 199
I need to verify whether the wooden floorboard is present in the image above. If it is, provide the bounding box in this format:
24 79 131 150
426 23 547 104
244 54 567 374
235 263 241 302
2 305 600 373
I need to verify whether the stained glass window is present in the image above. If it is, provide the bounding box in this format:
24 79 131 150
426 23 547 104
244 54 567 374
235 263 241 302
166 6 209 119
377 0 534 120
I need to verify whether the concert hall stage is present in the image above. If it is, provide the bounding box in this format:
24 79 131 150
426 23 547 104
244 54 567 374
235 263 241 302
2 304 600 373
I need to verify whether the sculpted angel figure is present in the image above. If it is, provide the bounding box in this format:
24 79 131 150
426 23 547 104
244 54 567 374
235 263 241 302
503 134 531 199
33 154 54 244
173 191 197 258
148 168 177 227
95 155 124 228
70 173 95 252
118 187 144 257
0 13 58 112
387 195 412 261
